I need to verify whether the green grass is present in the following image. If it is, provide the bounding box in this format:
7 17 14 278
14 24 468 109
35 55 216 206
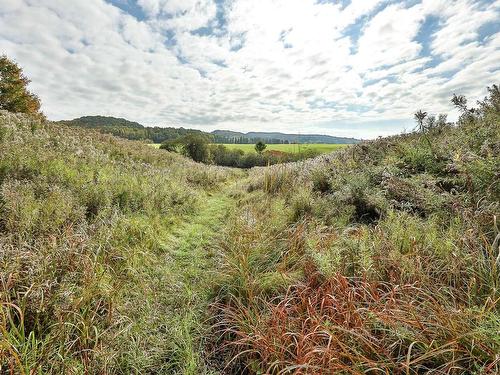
116 185 240 374
218 143 348 154
150 143 348 154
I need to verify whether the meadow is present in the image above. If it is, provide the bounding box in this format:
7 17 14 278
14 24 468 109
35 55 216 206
150 142 348 154
214 143 347 154
1 85 499 374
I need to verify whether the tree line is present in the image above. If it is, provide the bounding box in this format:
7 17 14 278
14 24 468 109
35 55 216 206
58 115 300 145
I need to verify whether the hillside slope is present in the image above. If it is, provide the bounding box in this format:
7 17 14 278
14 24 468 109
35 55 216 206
57 115 206 144
64 115 144 128
59 115 360 144
0 111 240 373
211 87 500 373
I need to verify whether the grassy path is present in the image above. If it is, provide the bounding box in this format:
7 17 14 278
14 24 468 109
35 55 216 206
161 188 235 374
116 175 246 374
125 180 242 374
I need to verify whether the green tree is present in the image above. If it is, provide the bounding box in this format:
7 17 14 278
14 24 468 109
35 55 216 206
255 140 267 154
180 134 209 162
0 55 44 118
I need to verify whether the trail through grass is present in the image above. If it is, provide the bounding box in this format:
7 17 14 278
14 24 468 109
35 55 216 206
164 190 233 373
124 179 241 374
3 85 499 374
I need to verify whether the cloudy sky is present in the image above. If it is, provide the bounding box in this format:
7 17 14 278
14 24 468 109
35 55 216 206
1 0 499 138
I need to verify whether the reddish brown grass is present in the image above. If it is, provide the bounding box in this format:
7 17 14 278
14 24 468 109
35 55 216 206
216 273 498 374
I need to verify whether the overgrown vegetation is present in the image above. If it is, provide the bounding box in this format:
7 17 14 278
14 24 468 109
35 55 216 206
211 85 500 374
0 111 238 373
1 78 498 374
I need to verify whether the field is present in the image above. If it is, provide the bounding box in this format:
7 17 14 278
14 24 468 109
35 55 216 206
216 143 348 153
150 142 348 154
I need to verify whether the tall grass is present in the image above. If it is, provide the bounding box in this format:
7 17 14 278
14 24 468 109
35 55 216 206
0 111 234 373
1 86 498 373
218 274 499 374
213 88 500 374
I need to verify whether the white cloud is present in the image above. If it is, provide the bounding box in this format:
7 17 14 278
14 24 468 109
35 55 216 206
140 0 217 31
0 0 498 138
429 0 498 57
137 0 162 16
353 3 424 70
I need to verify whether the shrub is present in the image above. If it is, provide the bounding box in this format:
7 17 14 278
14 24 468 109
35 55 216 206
180 134 210 162
159 139 179 152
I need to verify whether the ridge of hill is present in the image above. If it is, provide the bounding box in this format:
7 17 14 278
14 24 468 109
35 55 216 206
59 115 360 144
63 115 144 128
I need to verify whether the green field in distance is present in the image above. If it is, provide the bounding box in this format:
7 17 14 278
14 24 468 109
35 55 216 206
150 143 349 154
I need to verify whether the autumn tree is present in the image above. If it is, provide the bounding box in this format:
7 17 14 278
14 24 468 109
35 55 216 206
0 55 44 118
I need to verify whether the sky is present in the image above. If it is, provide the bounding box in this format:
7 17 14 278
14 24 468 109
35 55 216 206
1 0 499 138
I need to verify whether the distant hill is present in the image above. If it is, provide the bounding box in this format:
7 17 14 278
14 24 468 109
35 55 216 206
67 115 143 129
59 116 360 144
57 116 205 144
